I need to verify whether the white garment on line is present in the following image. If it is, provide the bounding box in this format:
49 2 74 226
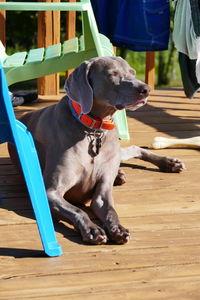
0 41 8 62
173 0 200 83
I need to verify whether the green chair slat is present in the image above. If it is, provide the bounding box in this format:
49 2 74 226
3 51 27 67
26 48 44 64
79 35 85 52
45 43 61 60
63 38 79 55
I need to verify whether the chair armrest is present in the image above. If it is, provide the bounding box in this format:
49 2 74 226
0 1 90 12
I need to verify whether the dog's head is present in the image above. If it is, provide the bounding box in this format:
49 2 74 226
64 56 150 116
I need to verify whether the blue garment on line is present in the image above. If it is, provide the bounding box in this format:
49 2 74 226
91 0 170 51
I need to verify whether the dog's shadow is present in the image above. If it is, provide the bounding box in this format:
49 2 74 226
0 157 86 256
0 191 87 258
120 161 160 173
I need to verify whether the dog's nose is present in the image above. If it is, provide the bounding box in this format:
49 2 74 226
138 85 150 96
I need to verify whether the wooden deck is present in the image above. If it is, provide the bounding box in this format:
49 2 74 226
1 88 200 299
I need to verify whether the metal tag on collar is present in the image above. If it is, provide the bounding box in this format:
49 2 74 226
94 130 104 155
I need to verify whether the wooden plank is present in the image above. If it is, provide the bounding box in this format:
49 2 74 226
145 52 155 90
66 0 76 78
2 214 200 249
1 255 200 299
0 143 9 157
3 51 27 67
45 43 61 59
0 174 24 185
0 196 30 210
0 164 18 175
26 48 44 64
124 120 200 133
2 240 200 278
37 0 60 96
0 210 34 226
1 183 200 223
63 38 79 54
0 186 27 198
1 88 200 299
1 210 200 240
2 218 200 272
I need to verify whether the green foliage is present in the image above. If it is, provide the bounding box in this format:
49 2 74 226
6 0 37 50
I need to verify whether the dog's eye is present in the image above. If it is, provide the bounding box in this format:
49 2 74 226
108 70 119 77
112 71 119 76
129 68 136 76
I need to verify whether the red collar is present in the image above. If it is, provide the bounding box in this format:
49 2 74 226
69 100 116 130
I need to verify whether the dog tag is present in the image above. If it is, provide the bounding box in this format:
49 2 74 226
86 130 104 156
94 130 104 155
96 137 102 155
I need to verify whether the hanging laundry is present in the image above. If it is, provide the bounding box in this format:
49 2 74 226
173 0 200 98
91 0 170 51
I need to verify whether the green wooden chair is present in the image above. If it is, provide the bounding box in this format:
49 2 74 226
0 0 129 140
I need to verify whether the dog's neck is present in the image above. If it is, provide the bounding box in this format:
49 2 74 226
90 99 117 120
68 99 116 131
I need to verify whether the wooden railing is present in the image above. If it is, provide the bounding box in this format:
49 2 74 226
0 0 155 96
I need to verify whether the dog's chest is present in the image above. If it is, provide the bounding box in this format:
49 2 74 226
64 156 117 203
70 138 120 180
63 133 120 203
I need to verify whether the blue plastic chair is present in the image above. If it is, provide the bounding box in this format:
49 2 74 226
0 64 62 257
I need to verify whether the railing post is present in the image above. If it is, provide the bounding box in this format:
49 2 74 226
66 0 76 78
37 0 60 96
0 0 6 46
145 52 155 90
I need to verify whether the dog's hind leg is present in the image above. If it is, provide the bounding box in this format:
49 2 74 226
120 145 186 173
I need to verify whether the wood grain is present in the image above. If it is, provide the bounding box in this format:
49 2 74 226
37 0 60 95
1 88 200 299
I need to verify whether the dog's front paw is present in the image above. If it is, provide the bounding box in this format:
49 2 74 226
114 169 126 186
82 224 108 245
159 157 186 173
109 224 130 244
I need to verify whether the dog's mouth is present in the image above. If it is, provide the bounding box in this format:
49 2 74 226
115 97 148 111
115 104 125 110
130 98 148 110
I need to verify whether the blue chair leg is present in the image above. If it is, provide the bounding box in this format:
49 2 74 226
14 120 62 257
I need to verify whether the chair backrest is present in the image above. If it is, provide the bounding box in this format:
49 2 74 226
0 0 110 86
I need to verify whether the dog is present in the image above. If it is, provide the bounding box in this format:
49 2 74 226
13 57 185 245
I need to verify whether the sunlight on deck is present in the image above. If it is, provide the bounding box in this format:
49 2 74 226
1 88 200 299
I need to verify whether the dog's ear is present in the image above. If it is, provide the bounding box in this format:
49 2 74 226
64 60 93 114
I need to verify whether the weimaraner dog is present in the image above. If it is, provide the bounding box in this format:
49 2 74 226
14 57 185 245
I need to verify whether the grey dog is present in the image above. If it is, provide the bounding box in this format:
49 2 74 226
15 57 185 245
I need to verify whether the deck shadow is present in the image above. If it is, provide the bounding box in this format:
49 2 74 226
0 247 46 258
127 89 200 138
